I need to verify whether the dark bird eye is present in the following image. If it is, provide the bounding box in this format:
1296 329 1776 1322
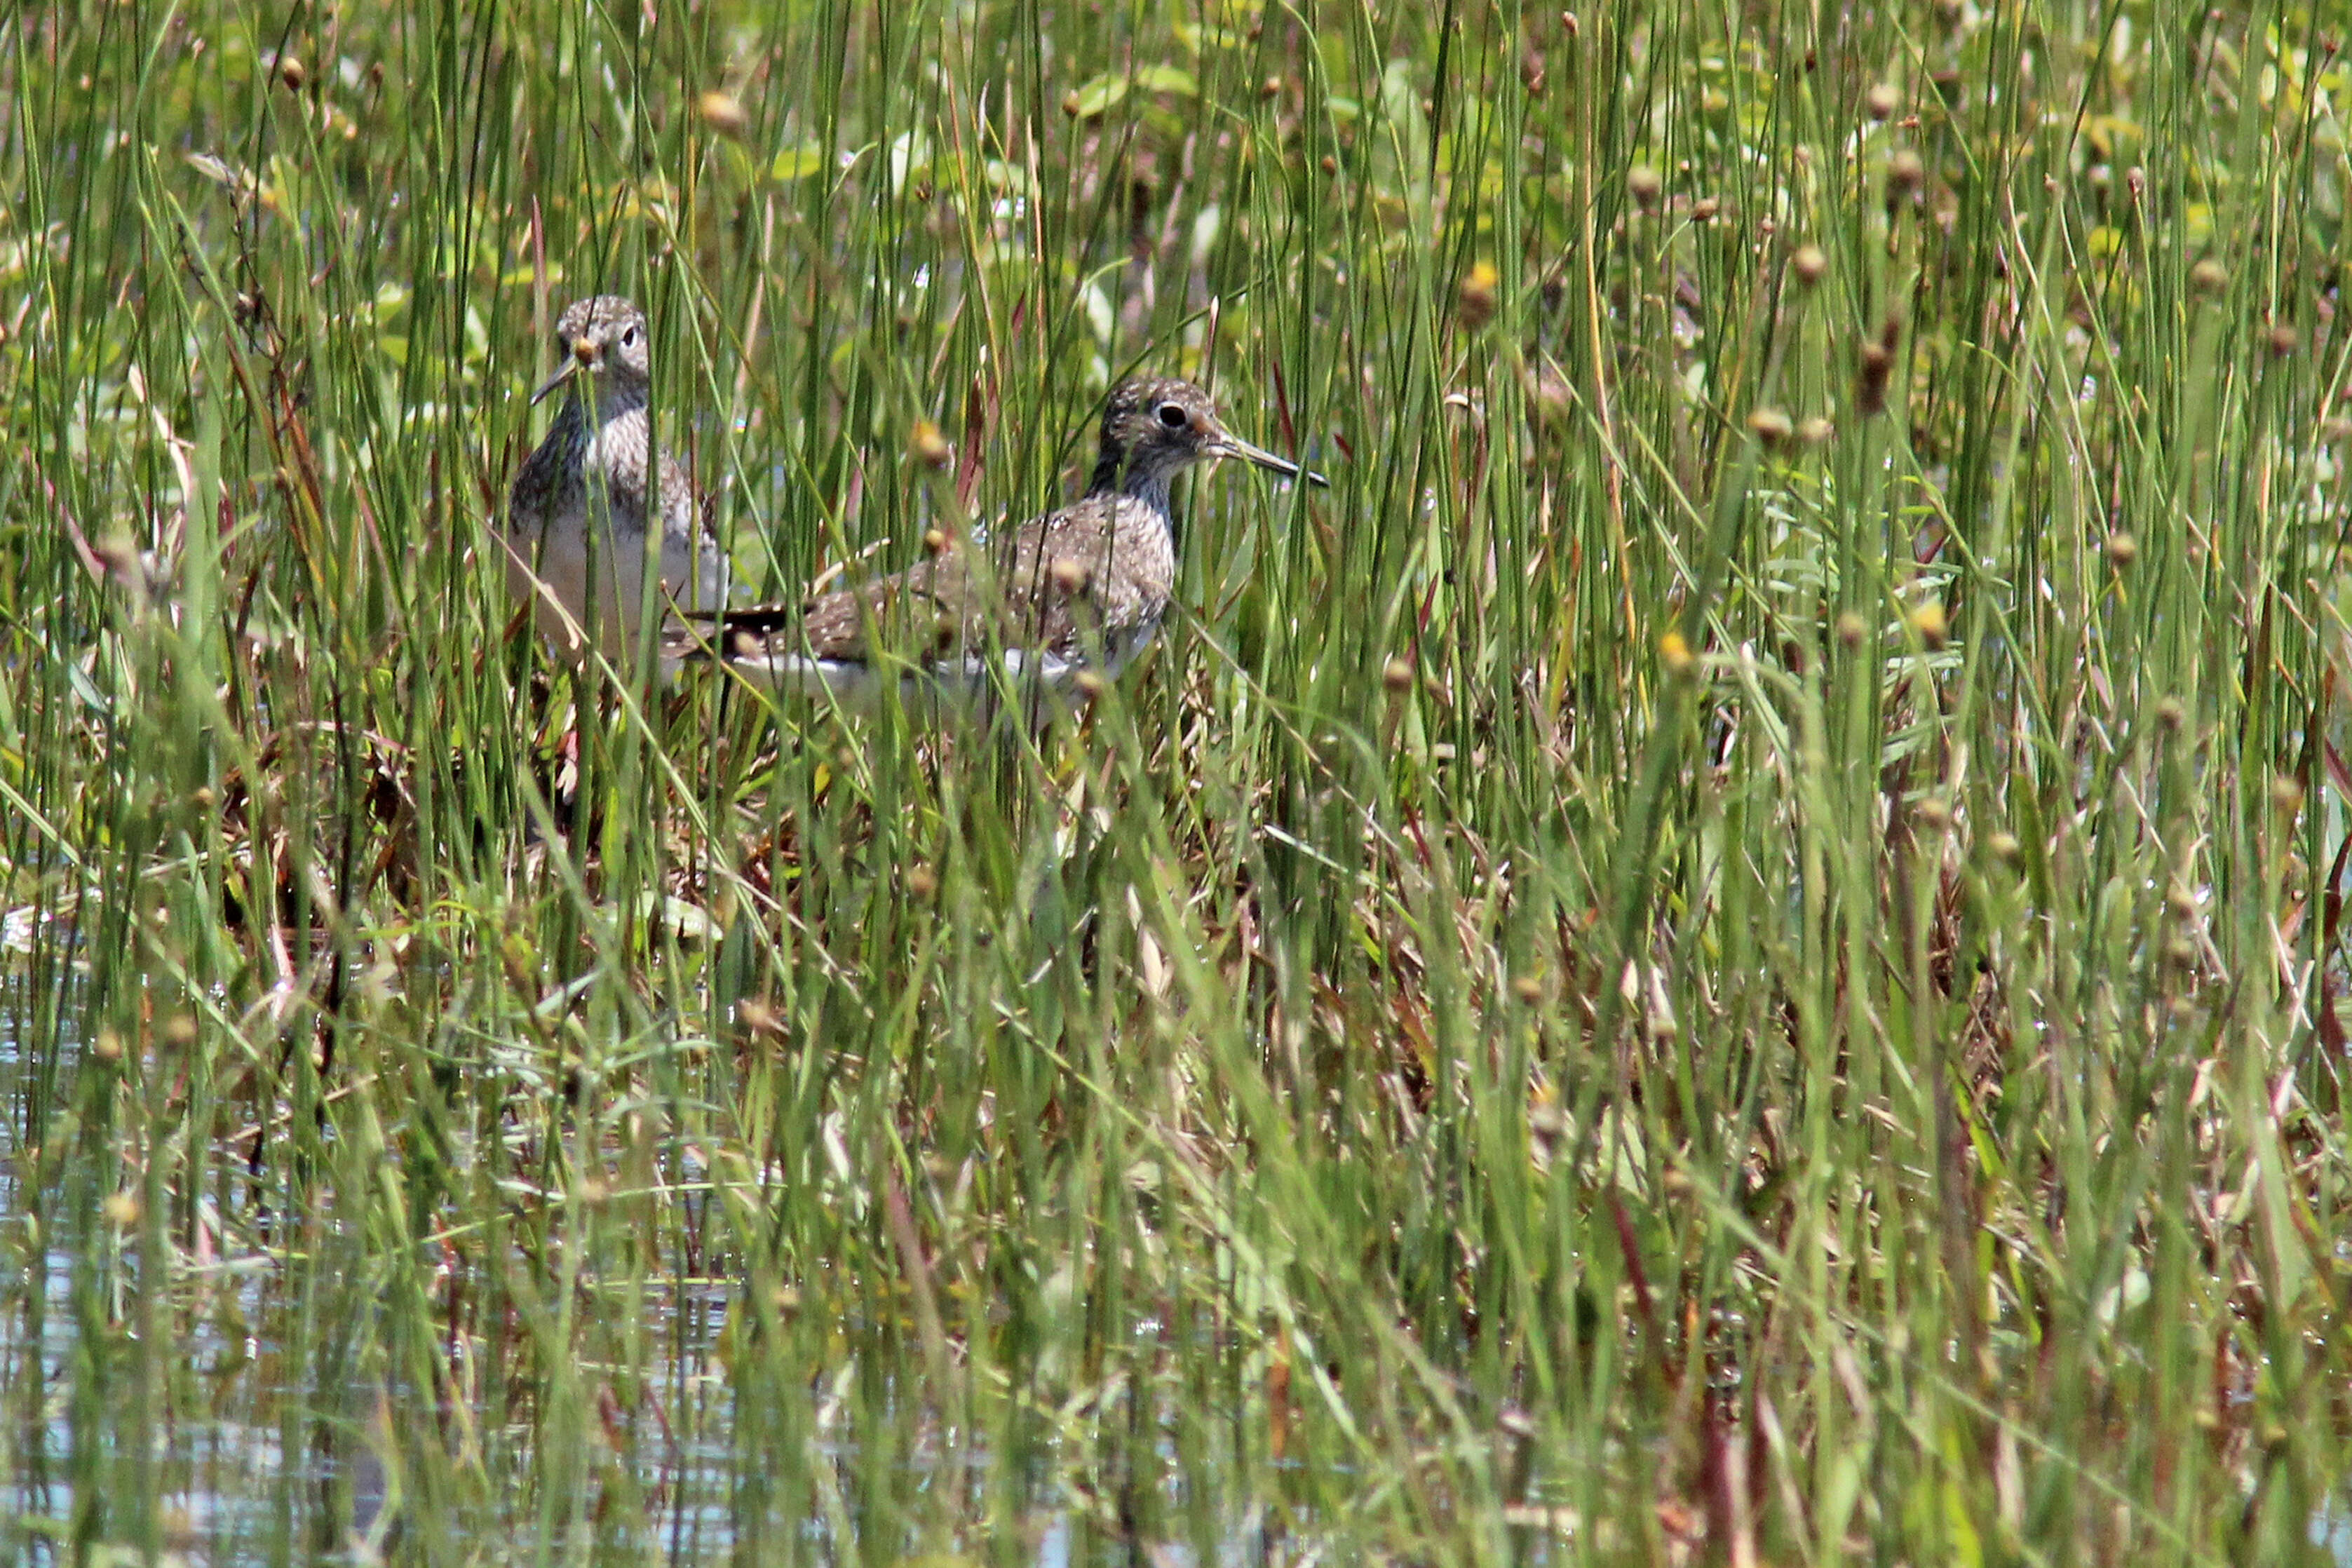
621 325 640 348
1156 401 1187 428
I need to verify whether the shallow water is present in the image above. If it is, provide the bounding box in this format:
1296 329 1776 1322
0 1024 1272 1564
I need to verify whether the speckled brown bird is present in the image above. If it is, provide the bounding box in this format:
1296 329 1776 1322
501 295 730 665
674 376 1316 703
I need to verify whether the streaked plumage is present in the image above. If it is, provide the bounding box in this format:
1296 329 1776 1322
502 295 730 665
674 377 1315 703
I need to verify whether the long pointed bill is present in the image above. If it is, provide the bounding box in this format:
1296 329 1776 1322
1210 431 1329 488
530 359 581 407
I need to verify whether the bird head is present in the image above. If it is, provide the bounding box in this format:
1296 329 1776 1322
1089 377 1321 497
532 295 652 407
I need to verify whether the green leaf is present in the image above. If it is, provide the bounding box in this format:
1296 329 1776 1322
770 144 828 180
1068 65 1195 120
1067 74 1128 117
1132 64 1196 96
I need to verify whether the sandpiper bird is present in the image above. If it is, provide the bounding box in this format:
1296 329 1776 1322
673 376 1316 703
503 295 731 666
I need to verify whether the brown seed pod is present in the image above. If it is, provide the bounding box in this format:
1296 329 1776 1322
1886 149 1925 205
1856 314 1901 415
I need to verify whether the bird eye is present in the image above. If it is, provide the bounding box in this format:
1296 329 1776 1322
621 325 640 348
1156 401 1187 429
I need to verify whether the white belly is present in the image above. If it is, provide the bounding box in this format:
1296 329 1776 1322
501 516 729 668
717 616 1161 716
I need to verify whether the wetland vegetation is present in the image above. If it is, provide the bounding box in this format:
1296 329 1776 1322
4 0 2351 1562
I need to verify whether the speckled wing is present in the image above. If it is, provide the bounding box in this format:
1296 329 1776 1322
794 548 978 662
681 494 1171 697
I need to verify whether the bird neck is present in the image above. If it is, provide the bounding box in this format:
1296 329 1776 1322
567 375 649 425
1086 449 1176 519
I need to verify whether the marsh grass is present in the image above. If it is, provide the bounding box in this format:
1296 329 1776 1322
3 0 2350 1562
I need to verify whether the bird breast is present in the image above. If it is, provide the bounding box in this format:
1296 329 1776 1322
577 412 657 536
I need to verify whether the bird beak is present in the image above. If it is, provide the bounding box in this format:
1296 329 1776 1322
1210 430 1329 489
530 360 578 407
530 337 599 405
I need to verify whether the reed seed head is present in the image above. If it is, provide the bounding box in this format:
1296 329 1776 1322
910 420 951 469
1886 149 1925 203
699 90 748 137
1458 262 1499 329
